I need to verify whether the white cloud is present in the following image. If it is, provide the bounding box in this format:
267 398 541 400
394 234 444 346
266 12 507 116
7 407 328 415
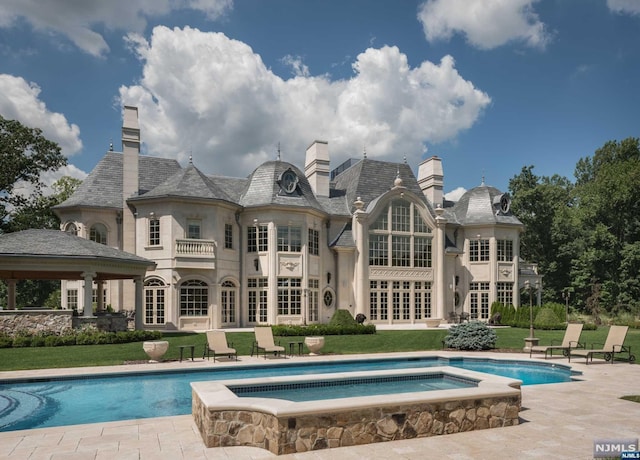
444 186 466 202
0 0 232 57
607 0 640 16
0 74 83 156
418 0 550 50
119 26 491 178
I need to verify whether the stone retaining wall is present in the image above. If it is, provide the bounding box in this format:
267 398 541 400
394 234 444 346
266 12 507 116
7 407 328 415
0 310 73 337
192 393 521 455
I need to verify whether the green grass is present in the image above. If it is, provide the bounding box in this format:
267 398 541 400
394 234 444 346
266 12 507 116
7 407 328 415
0 326 637 371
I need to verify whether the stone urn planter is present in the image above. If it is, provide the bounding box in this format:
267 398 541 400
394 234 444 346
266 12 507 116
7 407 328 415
143 340 169 362
304 336 325 355
425 318 442 328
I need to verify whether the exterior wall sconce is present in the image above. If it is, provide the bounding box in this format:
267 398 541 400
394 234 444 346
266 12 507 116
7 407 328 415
254 258 259 271
327 272 331 284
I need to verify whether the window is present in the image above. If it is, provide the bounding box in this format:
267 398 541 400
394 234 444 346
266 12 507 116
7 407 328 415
187 219 201 239
497 239 513 262
248 278 268 323
308 228 319 256
368 199 433 267
369 280 388 321
89 223 107 245
496 282 513 306
149 218 160 246
370 280 431 322
470 282 490 319
220 280 237 324
224 223 233 249
92 288 107 306
65 223 77 235
308 279 319 322
277 278 302 315
179 279 208 316
414 281 432 319
67 289 78 310
247 225 268 252
144 278 166 324
277 226 302 252
469 239 490 262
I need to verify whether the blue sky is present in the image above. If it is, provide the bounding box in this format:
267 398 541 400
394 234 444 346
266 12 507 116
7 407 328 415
1 0 639 200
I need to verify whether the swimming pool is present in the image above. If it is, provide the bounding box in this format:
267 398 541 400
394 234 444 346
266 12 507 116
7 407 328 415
0 355 576 432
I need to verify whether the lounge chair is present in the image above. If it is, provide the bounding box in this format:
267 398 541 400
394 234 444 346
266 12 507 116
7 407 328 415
529 323 584 359
252 326 285 359
203 330 237 362
569 325 636 364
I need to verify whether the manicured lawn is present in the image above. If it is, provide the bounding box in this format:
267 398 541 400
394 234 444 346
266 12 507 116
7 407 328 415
0 326 637 371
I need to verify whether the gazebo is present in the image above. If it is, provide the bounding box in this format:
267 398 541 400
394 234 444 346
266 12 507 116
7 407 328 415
0 229 156 329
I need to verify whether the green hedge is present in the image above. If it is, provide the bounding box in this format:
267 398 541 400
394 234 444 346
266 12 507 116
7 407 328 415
272 324 376 336
490 302 599 330
0 329 162 348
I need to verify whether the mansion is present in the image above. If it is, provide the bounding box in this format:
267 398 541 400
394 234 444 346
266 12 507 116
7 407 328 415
53 106 540 330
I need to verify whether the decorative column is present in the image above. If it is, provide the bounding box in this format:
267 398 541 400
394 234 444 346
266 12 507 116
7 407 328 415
81 272 96 317
434 205 447 319
134 277 144 330
95 280 104 313
7 279 17 310
353 197 367 318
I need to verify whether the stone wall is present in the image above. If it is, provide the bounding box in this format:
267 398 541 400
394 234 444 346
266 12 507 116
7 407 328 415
192 393 521 455
0 310 73 337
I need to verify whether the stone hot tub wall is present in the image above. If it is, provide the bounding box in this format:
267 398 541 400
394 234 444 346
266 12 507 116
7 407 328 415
191 368 522 455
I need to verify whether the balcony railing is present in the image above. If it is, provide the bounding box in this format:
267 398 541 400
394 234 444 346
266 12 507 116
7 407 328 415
175 239 216 257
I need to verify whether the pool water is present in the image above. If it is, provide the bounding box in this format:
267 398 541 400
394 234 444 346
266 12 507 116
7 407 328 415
231 373 478 402
0 356 574 432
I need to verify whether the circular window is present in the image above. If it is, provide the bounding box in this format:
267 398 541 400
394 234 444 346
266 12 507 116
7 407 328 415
280 170 298 194
500 194 510 213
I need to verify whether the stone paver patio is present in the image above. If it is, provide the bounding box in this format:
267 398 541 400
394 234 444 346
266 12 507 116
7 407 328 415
0 350 638 460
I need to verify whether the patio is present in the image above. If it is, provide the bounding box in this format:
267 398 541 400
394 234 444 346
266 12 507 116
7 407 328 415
0 350 638 459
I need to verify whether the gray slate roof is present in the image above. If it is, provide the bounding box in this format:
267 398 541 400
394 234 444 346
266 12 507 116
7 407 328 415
447 185 522 226
55 152 181 209
130 163 235 204
332 159 431 215
0 229 155 265
239 161 326 213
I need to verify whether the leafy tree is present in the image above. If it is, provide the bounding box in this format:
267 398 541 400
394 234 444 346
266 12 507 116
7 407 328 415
0 115 67 231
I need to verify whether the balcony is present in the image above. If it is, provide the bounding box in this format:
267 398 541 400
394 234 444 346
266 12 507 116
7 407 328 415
174 239 216 269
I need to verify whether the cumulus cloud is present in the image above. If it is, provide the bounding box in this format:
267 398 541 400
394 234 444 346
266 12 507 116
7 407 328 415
418 0 551 50
0 0 232 56
444 186 466 202
119 26 491 178
0 74 83 156
607 0 640 15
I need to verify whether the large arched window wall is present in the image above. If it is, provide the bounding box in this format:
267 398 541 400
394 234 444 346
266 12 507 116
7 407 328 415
179 279 209 316
367 198 435 322
220 279 237 325
144 277 166 325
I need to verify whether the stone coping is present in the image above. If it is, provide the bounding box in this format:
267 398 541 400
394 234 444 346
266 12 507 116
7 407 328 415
191 366 522 417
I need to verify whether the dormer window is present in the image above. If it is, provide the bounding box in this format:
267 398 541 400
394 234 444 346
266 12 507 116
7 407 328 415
278 168 298 194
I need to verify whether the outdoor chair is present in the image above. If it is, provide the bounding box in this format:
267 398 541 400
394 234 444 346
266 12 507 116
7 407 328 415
203 330 237 362
529 322 584 359
252 326 285 359
569 325 636 364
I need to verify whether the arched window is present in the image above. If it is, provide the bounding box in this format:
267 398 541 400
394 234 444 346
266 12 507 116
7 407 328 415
64 222 78 235
144 278 166 324
220 280 237 324
368 199 432 268
179 279 208 316
89 223 107 245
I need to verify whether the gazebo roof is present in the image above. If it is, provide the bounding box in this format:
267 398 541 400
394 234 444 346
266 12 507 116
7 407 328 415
0 229 155 281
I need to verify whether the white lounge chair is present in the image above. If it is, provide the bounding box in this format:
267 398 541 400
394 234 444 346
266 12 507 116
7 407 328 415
529 323 584 359
252 326 285 359
203 330 237 362
569 325 635 364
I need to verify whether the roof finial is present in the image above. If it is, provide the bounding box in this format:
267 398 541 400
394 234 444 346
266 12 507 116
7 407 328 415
189 147 193 165
403 155 407 164
363 144 367 159
481 170 485 186
277 142 281 161
109 138 113 151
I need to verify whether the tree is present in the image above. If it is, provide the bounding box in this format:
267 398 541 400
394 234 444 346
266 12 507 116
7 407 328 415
0 115 67 230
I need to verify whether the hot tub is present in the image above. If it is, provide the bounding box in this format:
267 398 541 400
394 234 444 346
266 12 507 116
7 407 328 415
191 367 522 455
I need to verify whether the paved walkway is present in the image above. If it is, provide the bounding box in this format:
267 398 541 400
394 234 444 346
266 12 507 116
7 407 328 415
0 351 638 460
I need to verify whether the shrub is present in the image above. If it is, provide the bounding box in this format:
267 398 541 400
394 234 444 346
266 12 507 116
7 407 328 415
534 308 563 330
272 324 376 336
329 309 358 327
12 335 32 347
0 335 13 348
444 321 497 350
